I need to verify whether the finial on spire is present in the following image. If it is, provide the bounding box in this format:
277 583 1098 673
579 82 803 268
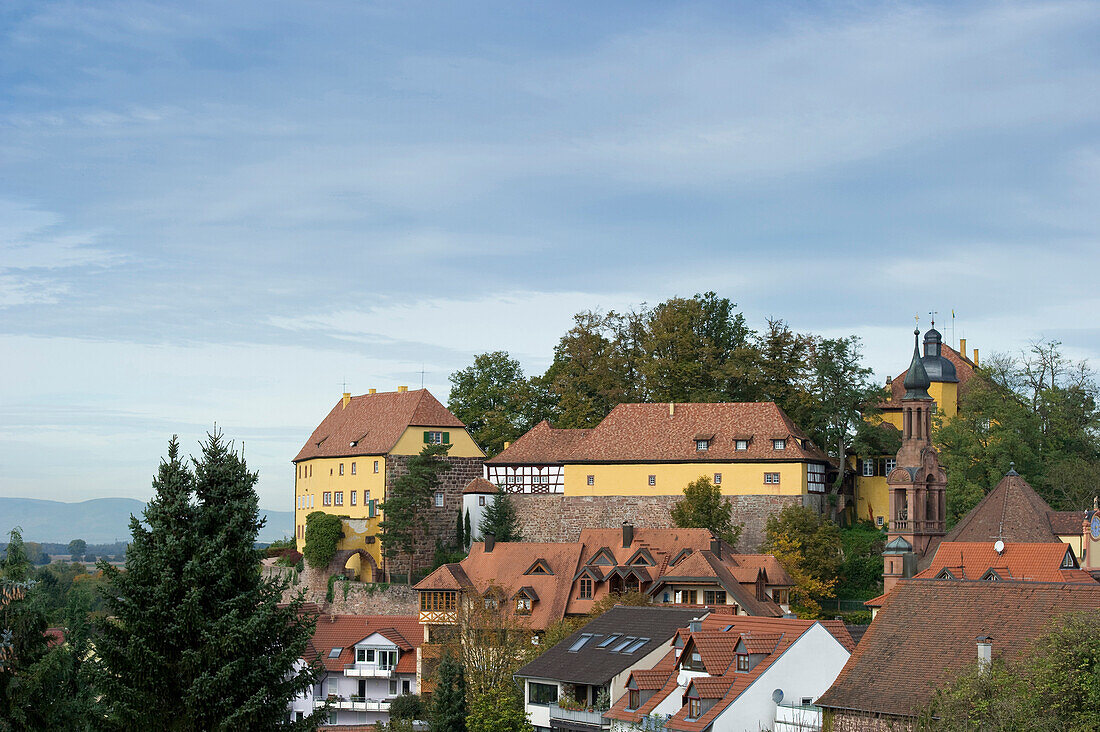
1007 461 1019 477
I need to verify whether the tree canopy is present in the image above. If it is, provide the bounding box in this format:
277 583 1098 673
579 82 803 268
477 492 522 543
447 351 545 456
761 505 842 618
669 476 742 548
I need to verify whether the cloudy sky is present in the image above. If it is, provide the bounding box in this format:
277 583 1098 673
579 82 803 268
2 0 1099 517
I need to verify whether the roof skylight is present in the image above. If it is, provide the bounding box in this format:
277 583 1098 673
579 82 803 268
328 647 342 658
611 636 636 652
597 634 622 648
569 634 592 652
623 638 649 653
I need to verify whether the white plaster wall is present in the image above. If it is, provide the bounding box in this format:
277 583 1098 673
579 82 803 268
711 623 850 732
523 677 560 729
463 493 491 542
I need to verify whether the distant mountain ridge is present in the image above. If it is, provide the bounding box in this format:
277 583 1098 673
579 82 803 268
0 497 294 544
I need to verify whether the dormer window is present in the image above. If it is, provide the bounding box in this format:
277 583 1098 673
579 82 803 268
735 439 749 451
772 439 786 451
628 689 640 710
1062 549 1077 569
687 696 701 719
736 653 749 672
517 597 532 613
696 439 710 452
983 569 1002 582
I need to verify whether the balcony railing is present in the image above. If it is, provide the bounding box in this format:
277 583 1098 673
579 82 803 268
343 663 396 678
774 703 822 732
315 695 392 712
549 703 608 728
890 519 944 534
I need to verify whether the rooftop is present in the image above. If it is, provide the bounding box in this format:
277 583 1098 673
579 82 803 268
306 614 424 673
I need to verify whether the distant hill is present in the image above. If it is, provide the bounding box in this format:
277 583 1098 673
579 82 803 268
0 497 294 544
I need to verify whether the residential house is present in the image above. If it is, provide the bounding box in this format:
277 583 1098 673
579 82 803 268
816 579 1100 731
290 615 423 727
604 614 854 732
515 605 705 732
292 387 485 579
488 403 832 502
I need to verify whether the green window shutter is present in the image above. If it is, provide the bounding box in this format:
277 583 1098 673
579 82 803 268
423 431 431 443
442 432 450 444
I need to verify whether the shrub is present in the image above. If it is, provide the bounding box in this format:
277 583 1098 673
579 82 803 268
303 512 344 568
388 693 424 720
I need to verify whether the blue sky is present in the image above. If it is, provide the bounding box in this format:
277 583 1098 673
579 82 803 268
2 1 1099 516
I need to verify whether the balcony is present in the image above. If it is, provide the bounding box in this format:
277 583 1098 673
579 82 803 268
890 519 944 534
315 695 391 712
549 703 608 729
343 663 396 678
774 703 822 732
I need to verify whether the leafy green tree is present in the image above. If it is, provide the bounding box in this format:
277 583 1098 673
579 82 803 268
805 336 883 494
762 505 842 618
466 684 530 732
380 443 452 579
670 476 742 548
543 311 633 428
90 433 324 730
430 655 466 732
751 318 816 428
389 693 424 721
478 492 522 543
303 511 344 568
448 351 543 456
67 539 86 563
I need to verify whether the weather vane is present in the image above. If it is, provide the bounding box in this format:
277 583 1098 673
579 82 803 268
929 310 937 327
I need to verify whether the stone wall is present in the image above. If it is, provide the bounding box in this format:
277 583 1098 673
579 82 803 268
267 565 420 615
511 493 805 551
822 710 914 732
384 455 484 574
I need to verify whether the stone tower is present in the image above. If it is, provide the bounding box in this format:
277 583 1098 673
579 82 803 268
883 329 948 593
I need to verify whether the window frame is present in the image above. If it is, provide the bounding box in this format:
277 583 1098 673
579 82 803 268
434 492 444 507
772 438 786 450
714 473 722 485
764 472 780 485
323 492 332 506
334 491 343 506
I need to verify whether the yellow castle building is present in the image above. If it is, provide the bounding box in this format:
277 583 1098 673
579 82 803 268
292 387 485 580
854 327 979 527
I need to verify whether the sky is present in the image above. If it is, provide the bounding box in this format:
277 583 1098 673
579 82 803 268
2 0 1099 515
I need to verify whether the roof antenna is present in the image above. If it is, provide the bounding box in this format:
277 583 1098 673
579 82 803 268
420 364 425 389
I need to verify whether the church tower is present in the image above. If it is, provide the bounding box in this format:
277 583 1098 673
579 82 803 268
883 329 948 593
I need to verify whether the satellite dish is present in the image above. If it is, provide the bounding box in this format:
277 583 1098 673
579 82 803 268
771 689 784 704
994 540 1005 555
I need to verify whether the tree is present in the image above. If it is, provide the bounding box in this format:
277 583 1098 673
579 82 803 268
430 655 466 732
805 336 883 496
478 492 522 543
380 443 452 579
669 476 743 548
464 510 472 549
751 318 816 428
303 511 344 568
67 539 86 563
448 352 543 456
762 505 841 618
388 693 424 721
466 684 530 732
90 433 325 730
543 311 632 428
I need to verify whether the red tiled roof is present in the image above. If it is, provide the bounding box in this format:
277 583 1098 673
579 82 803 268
485 420 592 465
306 615 423 673
294 389 467 462
462 477 499 494
818 580 1100 718
919 542 1097 583
562 402 829 463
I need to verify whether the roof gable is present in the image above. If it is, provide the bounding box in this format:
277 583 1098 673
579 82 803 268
485 420 593 465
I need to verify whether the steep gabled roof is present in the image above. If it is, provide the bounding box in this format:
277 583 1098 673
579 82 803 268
306 615 424 673
943 473 1059 545
916 542 1097 584
485 420 592 465
562 402 829 463
817 580 1100 718
294 389 467 461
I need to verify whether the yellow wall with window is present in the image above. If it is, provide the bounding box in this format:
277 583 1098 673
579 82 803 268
562 461 817 497
390 426 486 457
293 455 387 557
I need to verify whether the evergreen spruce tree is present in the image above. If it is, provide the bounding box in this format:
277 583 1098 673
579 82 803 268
454 510 464 550
430 655 466 732
477 492 522 543
380 443 452 579
464 510 472 549
91 433 325 730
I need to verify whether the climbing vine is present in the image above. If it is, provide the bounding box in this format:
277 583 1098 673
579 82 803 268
303 511 344 568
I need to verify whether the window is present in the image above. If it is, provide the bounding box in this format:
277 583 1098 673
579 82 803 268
688 697 701 719
484 597 498 609
648 475 656 486
389 680 398 695
801 697 814 706
309 465 312 477
374 460 379 473
1063 550 1076 569
350 491 357 506
704 590 726 605
378 650 397 669
403 679 410 695
736 654 749 671
351 462 356 475
579 577 593 599
597 634 621 648
713 473 722 484
334 492 343 506
611 636 636 652
862 460 874 477
587 475 594 486
420 591 457 612
623 638 648 653
569 634 592 652
773 439 786 450
424 431 449 444
323 492 332 506
506 475 515 484
676 589 697 604
328 647 342 659
764 473 780 484
517 597 532 613
529 682 558 705
435 492 444 507
696 439 709 451
735 439 749 451
339 463 344 476
479 495 486 506
628 689 640 710
885 458 897 473
876 515 884 527
355 648 365 663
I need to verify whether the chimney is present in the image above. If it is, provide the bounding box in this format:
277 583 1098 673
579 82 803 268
342 392 351 408
959 338 967 359
622 521 634 548
886 375 892 385
398 385 408 393
709 536 722 559
369 388 377 395
669 402 675 417
973 348 979 367
976 635 993 671
503 441 511 450
484 533 496 553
